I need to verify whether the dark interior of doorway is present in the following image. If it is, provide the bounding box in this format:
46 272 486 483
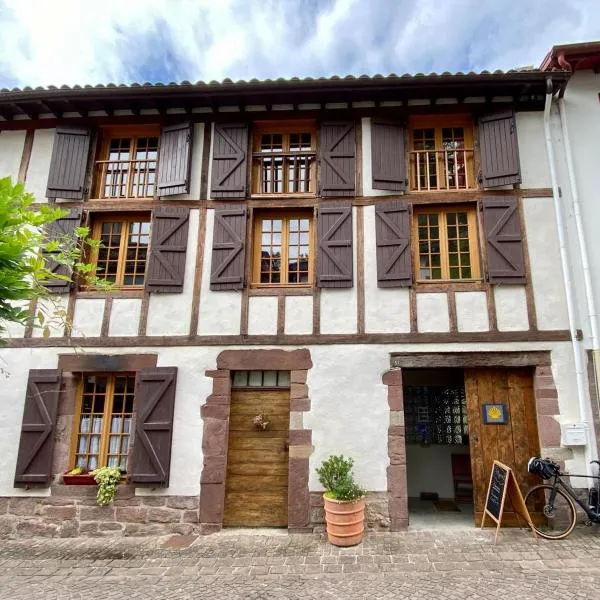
403 368 474 528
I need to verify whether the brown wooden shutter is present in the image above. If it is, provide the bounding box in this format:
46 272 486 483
482 197 526 284
375 200 411 287
46 125 92 199
43 208 82 293
131 367 177 486
211 123 249 198
478 112 521 188
317 203 353 288
371 121 407 191
146 206 190 293
210 204 247 290
14 370 61 486
319 122 356 197
157 122 193 196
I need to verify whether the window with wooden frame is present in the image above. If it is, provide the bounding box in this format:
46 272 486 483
70 374 135 472
88 214 151 287
409 116 475 192
413 205 480 281
252 211 314 286
252 121 317 195
93 125 160 199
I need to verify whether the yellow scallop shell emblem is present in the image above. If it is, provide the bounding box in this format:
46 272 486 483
487 406 502 420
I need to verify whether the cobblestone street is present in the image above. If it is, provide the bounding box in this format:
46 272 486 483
0 526 599 599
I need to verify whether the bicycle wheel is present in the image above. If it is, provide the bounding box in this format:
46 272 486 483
524 484 577 540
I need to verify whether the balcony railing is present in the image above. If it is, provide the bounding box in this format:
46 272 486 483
95 159 158 199
409 149 475 192
252 152 316 195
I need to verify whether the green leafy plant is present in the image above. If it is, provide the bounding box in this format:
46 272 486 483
0 176 111 341
91 466 122 506
316 455 365 501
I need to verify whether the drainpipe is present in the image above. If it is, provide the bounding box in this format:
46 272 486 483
544 77 595 475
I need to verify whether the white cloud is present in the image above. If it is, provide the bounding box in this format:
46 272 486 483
0 0 599 88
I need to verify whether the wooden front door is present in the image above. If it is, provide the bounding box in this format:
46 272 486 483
223 389 290 527
464 368 540 526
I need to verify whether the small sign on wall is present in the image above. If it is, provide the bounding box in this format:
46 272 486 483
482 403 508 425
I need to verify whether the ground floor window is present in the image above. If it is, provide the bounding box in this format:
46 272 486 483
71 373 135 472
404 385 468 445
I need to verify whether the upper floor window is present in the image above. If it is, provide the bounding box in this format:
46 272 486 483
89 214 151 287
252 211 313 286
94 126 160 200
252 122 316 195
413 205 480 281
71 373 135 472
409 117 475 192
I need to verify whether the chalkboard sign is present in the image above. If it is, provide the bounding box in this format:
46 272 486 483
486 462 508 521
482 460 537 544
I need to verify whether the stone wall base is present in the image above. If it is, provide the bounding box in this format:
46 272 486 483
0 486 200 538
310 491 391 531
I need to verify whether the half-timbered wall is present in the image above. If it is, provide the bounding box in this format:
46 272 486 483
0 85 591 535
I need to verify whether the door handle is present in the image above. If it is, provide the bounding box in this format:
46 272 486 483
283 441 289 452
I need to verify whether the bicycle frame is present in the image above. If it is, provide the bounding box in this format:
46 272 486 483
551 471 600 523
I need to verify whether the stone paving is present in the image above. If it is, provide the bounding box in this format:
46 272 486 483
0 526 599 599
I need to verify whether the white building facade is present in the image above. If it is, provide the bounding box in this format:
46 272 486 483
0 63 594 536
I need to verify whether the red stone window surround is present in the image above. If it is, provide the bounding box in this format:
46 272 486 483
199 349 313 534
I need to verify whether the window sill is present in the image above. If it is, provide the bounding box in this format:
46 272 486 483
414 280 485 292
250 194 316 200
409 188 479 194
77 288 145 298
249 286 314 296
87 197 156 202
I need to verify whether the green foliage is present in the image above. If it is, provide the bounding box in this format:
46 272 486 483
92 466 122 507
316 455 365 501
0 177 111 339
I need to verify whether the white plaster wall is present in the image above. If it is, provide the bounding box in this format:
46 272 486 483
363 205 411 333
247 296 278 335
494 287 529 331
522 197 569 330
32 296 68 338
284 296 313 335
361 118 399 197
71 298 105 337
319 207 358 334
146 209 199 336
0 130 26 182
416 293 450 332
197 209 242 335
559 72 600 348
406 445 469 499
306 345 390 491
455 292 489 332
25 128 54 203
515 112 551 189
108 299 142 337
0 339 589 497
165 123 204 200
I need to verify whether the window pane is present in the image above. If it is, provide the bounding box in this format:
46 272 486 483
263 371 278 386
277 371 290 387
248 371 263 386
233 371 248 387
75 374 107 472
109 219 150 287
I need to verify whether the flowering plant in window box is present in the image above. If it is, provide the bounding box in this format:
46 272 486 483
62 467 96 486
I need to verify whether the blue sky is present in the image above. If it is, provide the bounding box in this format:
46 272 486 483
1 0 599 89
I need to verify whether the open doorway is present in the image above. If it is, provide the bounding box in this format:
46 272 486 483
403 368 474 529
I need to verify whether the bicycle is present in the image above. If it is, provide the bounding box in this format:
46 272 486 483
524 456 600 540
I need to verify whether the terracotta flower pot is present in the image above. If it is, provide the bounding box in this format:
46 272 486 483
323 494 365 546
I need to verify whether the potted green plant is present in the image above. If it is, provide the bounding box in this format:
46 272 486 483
90 466 122 506
316 455 366 546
